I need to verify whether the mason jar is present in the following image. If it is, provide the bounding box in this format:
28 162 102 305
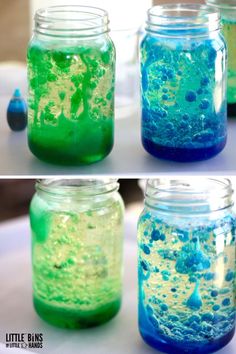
138 178 236 353
207 0 236 116
140 5 227 162
27 6 115 165
30 179 124 328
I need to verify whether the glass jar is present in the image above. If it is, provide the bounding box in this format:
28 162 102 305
111 27 140 119
207 0 236 116
140 5 227 162
30 179 124 328
138 178 236 353
27 6 115 165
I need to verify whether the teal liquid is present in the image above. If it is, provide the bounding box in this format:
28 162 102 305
138 210 236 353
141 32 227 161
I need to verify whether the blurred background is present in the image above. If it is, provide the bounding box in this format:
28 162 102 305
0 180 143 222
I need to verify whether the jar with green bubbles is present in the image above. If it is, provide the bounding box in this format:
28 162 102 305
27 6 115 165
30 179 124 329
207 0 236 116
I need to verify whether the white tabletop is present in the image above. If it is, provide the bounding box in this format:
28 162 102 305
0 216 235 354
0 64 236 176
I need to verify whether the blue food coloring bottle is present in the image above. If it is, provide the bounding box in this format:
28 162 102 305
140 4 227 162
138 178 236 354
7 89 27 131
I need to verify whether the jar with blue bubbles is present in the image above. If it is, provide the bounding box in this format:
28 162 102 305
138 178 236 354
140 5 227 162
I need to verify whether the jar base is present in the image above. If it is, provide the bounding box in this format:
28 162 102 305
228 103 236 118
142 137 226 162
33 296 121 329
140 327 235 354
28 139 113 166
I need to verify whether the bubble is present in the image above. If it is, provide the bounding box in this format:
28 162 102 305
162 94 169 101
142 244 150 255
160 303 169 311
141 260 149 271
222 298 230 307
161 270 171 281
225 271 234 282
185 91 197 102
151 229 161 241
200 99 210 110
212 304 220 311
211 290 218 298
201 77 210 86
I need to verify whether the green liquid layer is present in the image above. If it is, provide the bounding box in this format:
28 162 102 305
222 19 236 105
27 38 115 165
34 296 121 329
30 194 123 329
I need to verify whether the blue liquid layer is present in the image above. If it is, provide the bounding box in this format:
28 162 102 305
139 313 235 354
141 34 227 162
138 211 236 353
142 136 226 162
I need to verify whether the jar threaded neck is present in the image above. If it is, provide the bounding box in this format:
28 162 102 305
146 4 221 37
145 178 233 214
34 5 110 38
36 179 119 200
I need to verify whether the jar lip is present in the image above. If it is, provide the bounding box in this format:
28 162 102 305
146 4 220 34
145 178 234 213
36 178 119 198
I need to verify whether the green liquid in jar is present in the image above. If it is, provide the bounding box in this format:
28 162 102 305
30 198 123 328
27 39 115 165
222 19 236 105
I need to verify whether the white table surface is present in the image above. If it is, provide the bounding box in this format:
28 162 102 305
0 216 236 354
0 64 236 176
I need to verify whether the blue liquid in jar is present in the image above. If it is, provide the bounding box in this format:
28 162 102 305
138 211 236 353
141 32 227 162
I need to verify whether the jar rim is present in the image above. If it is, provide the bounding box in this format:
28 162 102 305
36 179 119 198
145 178 234 213
146 4 220 35
34 5 110 38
